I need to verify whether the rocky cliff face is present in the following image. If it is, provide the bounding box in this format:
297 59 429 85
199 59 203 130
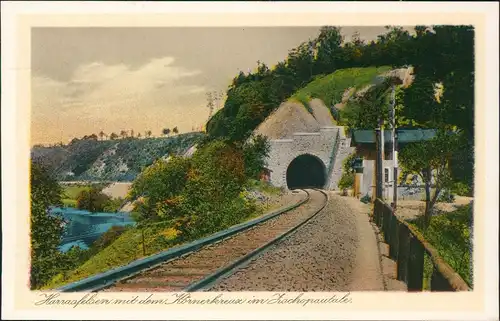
31 132 204 182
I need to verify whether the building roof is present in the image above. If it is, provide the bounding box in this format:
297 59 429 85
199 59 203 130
351 129 437 146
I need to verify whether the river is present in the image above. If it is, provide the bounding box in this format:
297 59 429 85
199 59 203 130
50 207 136 252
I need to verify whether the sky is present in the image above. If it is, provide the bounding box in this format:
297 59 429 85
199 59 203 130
31 26 412 145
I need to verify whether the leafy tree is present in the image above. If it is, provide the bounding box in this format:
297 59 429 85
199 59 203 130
82 134 98 141
399 131 461 227
371 26 413 67
313 26 344 74
76 188 111 212
98 131 106 141
145 130 152 138
172 127 179 135
162 128 171 137
287 41 316 86
109 132 118 140
242 134 270 179
130 156 191 221
120 130 128 139
30 162 65 288
403 25 474 187
177 140 248 237
341 75 405 131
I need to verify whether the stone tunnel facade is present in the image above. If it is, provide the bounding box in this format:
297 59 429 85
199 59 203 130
265 126 353 191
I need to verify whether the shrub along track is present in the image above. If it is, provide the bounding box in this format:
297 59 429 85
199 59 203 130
101 189 328 292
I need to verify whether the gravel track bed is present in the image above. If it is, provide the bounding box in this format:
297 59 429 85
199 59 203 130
103 189 325 292
209 193 385 291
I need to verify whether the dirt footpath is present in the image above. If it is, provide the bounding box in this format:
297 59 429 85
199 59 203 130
209 192 388 291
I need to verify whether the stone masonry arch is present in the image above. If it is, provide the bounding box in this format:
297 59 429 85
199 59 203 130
286 153 326 189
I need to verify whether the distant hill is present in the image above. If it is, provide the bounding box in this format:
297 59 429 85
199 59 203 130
31 132 205 182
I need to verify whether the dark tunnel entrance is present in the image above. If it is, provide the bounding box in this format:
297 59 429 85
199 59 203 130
286 154 326 190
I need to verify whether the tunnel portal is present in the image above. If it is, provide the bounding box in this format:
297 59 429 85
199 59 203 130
286 154 326 190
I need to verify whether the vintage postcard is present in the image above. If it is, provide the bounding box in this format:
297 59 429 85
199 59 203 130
1 1 498 320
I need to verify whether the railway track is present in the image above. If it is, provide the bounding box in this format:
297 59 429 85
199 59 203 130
59 188 328 292
102 188 327 292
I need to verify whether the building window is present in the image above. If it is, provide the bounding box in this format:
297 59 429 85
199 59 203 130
384 168 390 183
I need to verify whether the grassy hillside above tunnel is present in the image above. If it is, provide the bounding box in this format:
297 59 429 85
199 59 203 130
206 65 393 142
290 66 392 116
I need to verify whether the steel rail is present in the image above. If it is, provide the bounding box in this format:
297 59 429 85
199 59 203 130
184 189 329 292
57 189 310 292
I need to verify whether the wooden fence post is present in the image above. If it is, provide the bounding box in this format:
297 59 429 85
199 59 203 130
383 209 391 244
397 224 410 284
431 267 455 291
377 201 383 228
407 235 425 291
389 217 399 260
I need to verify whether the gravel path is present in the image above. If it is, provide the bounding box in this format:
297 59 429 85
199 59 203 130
209 192 385 291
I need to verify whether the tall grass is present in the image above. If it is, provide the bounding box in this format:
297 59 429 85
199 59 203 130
407 204 473 287
291 66 392 109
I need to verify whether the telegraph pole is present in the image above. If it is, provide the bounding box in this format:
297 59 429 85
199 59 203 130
375 128 383 200
380 114 385 200
391 85 398 208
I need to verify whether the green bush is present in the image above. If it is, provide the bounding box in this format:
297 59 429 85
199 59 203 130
242 135 271 179
338 152 356 190
338 172 355 190
360 194 371 204
162 140 248 239
103 197 125 213
76 188 111 212
451 182 472 197
130 156 191 221
437 190 455 203
90 225 128 254
60 246 91 271
176 195 255 240
50 225 131 281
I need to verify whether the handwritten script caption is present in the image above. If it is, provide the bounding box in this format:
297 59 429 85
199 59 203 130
35 292 352 308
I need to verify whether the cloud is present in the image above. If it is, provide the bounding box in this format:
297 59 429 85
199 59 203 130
31 57 209 144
